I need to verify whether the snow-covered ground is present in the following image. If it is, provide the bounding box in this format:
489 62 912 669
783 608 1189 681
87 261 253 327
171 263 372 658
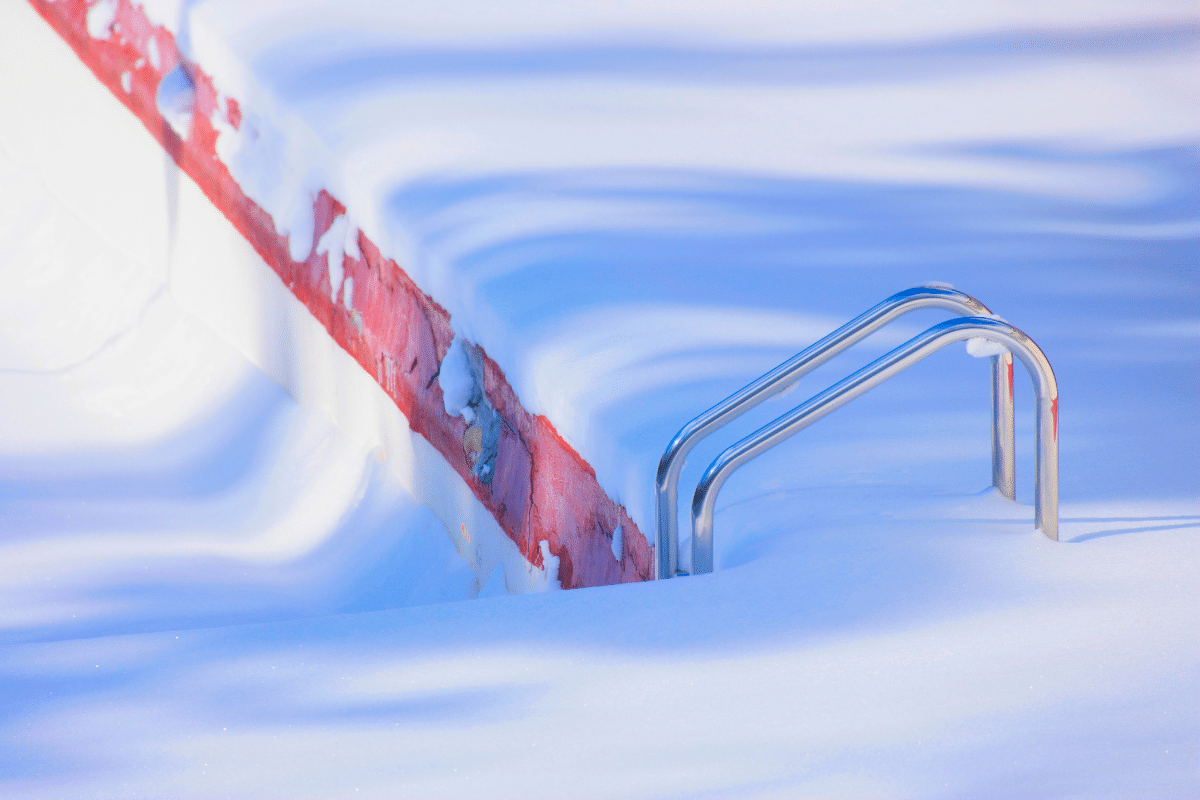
2 0 1199 796
0 148 488 647
132 0 1200 537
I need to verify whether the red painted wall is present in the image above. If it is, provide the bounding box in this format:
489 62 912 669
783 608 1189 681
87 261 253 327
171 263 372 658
29 0 653 588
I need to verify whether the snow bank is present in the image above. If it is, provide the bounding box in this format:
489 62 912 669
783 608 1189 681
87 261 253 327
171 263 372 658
0 147 483 645
2 1 1197 794
137 0 1199 541
13 0 654 589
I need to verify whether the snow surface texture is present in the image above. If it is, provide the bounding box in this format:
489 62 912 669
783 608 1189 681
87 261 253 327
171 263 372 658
0 148 477 646
2 0 1199 797
154 64 195 137
132 0 1200 536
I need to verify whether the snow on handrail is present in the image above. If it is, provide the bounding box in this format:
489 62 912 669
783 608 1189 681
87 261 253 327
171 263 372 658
655 285 1015 579
688 316 1059 575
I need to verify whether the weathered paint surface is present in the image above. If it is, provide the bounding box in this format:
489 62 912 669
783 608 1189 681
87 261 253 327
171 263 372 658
29 0 653 588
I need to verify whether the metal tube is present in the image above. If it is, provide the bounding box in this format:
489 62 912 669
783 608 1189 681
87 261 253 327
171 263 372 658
655 285 1013 579
991 352 1016 499
689 316 1058 575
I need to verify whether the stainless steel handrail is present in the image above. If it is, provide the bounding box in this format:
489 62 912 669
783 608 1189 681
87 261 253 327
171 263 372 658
689 316 1058 575
655 285 1015 579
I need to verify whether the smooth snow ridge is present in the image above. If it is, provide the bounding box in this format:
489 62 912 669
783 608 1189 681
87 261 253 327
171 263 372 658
0 147 480 646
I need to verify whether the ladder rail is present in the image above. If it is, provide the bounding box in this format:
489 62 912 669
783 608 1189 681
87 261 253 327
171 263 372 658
655 285 1015 579
689 316 1058 575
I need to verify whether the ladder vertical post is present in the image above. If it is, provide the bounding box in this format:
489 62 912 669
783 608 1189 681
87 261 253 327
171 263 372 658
991 352 1016 500
1035 392 1059 540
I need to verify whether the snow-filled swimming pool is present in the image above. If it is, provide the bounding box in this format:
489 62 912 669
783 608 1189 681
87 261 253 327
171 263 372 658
1 0 1197 796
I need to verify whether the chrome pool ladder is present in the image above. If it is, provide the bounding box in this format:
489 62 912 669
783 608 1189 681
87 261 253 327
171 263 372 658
655 285 1058 579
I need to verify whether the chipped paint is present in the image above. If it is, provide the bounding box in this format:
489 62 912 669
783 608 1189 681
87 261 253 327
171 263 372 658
27 0 653 588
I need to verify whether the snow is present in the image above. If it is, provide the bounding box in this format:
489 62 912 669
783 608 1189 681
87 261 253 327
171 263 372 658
537 539 561 590
84 0 116 40
155 64 196 136
314 212 363 307
965 337 1008 358
314 213 361 304
213 106 328 263
0 148 478 644
138 0 187 35
475 562 507 598
2 0 1199 796
0 153 163 374
146 32 161 71
437 334 476 420
147 0 1200 535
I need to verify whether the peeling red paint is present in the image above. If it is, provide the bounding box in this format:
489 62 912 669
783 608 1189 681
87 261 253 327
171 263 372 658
1051 395 1059 441
29 0 654 587
225 97 241 130
1007 359 1014 401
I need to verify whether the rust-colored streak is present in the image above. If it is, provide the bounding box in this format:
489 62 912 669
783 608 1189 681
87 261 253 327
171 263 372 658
27 0 654 588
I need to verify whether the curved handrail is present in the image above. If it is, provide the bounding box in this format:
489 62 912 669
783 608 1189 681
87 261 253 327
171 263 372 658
655 285 1015 579
689 316 1058 575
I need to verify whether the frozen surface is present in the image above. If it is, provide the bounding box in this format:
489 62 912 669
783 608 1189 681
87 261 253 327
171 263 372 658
3 0 1199 796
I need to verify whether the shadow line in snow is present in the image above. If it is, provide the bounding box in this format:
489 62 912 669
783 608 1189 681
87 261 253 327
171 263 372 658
1067 522 1200 543
1064 516 1200 523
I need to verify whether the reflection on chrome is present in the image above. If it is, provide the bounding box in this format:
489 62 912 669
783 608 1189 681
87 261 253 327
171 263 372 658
687 315 1058 576
655 285 1018 579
